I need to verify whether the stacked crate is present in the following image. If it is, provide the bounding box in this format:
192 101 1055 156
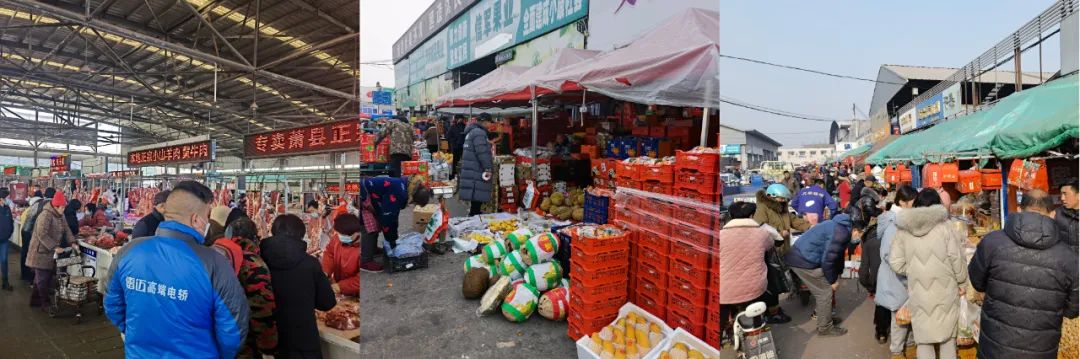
629 195 675 323
567 225 631 340
674 150 722 204
640 162 675 195
495 156 517 213
614 160 642 190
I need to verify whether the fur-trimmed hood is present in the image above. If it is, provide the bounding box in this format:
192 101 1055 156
895 205 948 237
756 190 787 214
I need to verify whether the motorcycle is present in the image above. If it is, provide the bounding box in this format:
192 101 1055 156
733 302 779 359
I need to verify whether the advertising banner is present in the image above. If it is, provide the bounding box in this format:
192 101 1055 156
409 30 448 85
941 83 963 119
915 93 943 129
721 144 741 155
393 0 480 62
870 110 890 142
244 119 361 158
898 108 917 134
587 0 718 51
503 22 585 67
128 141 214 167
446 14 473 69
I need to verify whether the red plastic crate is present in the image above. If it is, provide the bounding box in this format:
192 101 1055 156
671 221 717 250
670 240 712 268
637 243 670 270
632 127 651 136
636 276 668 302
572 244 629 272
635 197 675 217
650 126 667 137
616 161 640 180
570 293 627 317
571 278 627 303
668 127 691 138
709 270 719 292
636 290 667 321
639 163 675 183
667 308 706 338
669 275 710 305
637 228 671 255
636 260 668 286
707 306 721 330
615 177 642 190
641 180 674 195
671 205 720 231
568 308 619 337
570 260 630 287
669 291 708 323
675 168 720 194
675 150 720 174
675 187 721 204
573 228 631 253
568 321 586 340
705 326 721 350
670 257 710 289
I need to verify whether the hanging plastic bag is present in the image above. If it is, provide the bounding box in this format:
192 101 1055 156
522 181 539 211
895 303 912 326
957 297 979 346
422 204 449 244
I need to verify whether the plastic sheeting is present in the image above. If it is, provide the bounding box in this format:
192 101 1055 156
867 74 1078 164
435 66 529 107
489 48 600 101
536 8 719 108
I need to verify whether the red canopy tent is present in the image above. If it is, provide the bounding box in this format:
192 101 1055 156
435 65 529 107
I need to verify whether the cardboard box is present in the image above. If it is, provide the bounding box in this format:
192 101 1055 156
412 204 439 231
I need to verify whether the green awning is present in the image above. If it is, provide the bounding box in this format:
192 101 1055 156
836 143 872 162
867 73 1078 164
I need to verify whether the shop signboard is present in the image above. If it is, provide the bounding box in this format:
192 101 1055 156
721 144 741 155
587 0 718 51
898 107 917 134
915 93 943 129
393 0 480 62
869 110 890 142
445 14 473 69
50 155 70 174
326 182 361 194
503 22 586 67
408 30 448 85
244 119 362 158
394 57 410 90
3 166 15 175
109 170 140 178
128 140 214 167
941 83 963 119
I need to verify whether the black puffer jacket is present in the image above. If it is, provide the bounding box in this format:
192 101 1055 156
1055 206 1078 253
261 235 337 356
969 212 1079 359
857 223 880 293
457 123 494 203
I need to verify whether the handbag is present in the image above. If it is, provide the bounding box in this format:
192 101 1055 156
765 248 792 295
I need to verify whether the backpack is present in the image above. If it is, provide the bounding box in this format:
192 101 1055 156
23 200 46 234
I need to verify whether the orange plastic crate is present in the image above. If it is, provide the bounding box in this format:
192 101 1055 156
570 260 630 287
671 221 717 250
568 308 619 337
615 177 642 190
981 169 1003 189
637 276 668 302
675 169 720 194
636 260 668 286
568 321 587 341
671 205 720 231
640 163 675 183
670 240 712 268
635 197 675 217
669 291 708 323
667 308 706 339
572 244 630 272
637 228 671 255
571 278 627 303
669 275 710 305
570 292 627 317
670 257 710 289
675 150 720 173
636 290 667 321
674 187 721 204
616 161 640 180
705 326 721 350
573 228 631 254
641 180 674 195
637 243 670 270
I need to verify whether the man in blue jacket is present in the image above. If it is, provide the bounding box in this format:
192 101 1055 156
104 181 250 358
791 178 838 222
783 211 863 337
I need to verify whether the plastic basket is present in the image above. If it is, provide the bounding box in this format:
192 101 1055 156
669 257 710 289
640 180 674 195
636 260 668 286
669 240 712 268
640 163 674 183
634 197 674 217
570 292 627 318
671 221 717 250
674 187 721 204
635 291 667 323
568 321 587 341
615 161 640 180
571 244 629 272
637 228 671 255
637 243 670 270
569 260 630 287
675 150 720 174
705 326 721 350
637 276 668 302
671 205 719 231
668 291 708 323
584 191 610 213
583 208 608 225
568 309 620 341
573 228 631 254
675 168 720 194
571 278 628 303
615 177 642 190
669 274 710 305
666 309 706 339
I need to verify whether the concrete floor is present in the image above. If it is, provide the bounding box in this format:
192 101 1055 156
0 246 124 358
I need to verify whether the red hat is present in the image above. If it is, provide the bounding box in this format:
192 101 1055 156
51 191 66 207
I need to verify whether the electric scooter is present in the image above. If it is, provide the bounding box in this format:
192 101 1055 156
733 302 779 359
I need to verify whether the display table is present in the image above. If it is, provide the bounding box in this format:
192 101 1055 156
318 321 359 358
77 239 115 293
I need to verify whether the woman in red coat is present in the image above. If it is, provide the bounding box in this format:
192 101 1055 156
837 177 851 209
322 213 360 297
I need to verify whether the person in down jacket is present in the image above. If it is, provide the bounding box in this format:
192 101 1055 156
875 184 919 358
969 189 1079 359
716 202 783 330
458 114 495 216
103 181 250 359
791 178 838 223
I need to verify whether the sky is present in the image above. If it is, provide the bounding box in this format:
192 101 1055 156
360 0 435 89
362 1 1065 146
720 0 1062 147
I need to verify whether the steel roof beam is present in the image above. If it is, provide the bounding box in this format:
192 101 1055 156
1 0 358 101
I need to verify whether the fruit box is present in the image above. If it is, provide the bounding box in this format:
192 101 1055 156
652 327 720 359
574 303 675 359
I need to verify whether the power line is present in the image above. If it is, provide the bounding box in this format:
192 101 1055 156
719 54 906 85
719 96 839 122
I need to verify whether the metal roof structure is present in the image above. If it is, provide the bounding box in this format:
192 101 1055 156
0 0 359 156
880 64 1054 85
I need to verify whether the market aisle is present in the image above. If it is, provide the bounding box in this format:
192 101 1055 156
0 246 123 358
358 200 577 358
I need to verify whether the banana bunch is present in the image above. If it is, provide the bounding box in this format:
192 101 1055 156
488 219 519 233
468 232 495 244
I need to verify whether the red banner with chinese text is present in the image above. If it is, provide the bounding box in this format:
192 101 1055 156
244 119 362 158
326 182 361 194
128 141 214 167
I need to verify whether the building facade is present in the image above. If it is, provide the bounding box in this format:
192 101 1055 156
778 144 838 166
719 124 782 170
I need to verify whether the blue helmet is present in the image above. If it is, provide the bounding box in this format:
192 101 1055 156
765 183 791 200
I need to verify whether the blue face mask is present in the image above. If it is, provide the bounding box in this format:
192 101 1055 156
339 234 356 244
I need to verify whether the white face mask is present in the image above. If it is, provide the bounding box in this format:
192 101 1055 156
76 212 86 221
202 221 211 239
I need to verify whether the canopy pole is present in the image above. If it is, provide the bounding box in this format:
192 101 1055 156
700 107 710 147
531 85 538 181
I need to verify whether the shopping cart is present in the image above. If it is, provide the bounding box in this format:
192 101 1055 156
48 247 103 324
